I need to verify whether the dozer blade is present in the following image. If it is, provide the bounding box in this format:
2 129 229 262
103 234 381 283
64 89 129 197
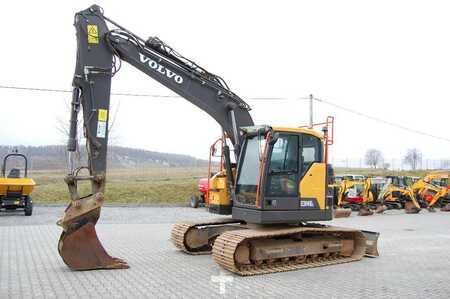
334 208 352 218
57 193 129 270
361 230 380 257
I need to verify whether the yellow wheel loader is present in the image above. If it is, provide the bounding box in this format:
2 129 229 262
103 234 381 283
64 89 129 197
57 5 380 275
0 152 35 216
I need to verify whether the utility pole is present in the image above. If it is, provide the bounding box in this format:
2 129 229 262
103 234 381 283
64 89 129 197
309 94 313 128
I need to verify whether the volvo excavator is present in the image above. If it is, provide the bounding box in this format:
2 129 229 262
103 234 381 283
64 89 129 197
57 5 379 275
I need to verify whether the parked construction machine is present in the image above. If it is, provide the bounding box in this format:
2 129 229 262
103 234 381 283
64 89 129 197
335 178 386 216
422 171 450 210
0 151 35 216
377 176 448 213
377 176 423 213
58 5 379 275
410 178 449 211
189 137 225 209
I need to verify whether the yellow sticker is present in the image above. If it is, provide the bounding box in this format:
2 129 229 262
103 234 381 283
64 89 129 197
98 109 108 121
87 24 99 44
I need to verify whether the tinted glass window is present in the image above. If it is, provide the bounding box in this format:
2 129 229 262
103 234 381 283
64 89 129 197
266 135 298 197
301 134 321 177
432 178 448 187
235 135 266 205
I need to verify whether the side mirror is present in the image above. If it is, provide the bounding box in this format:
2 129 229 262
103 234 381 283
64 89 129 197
269 133 279 145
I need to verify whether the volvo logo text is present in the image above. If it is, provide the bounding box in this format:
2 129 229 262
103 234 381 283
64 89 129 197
139 53 184 84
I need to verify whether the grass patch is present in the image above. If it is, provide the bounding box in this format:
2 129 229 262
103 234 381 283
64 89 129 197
30 167 205 204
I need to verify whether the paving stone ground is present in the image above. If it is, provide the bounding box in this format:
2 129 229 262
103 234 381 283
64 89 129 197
0 206 449 298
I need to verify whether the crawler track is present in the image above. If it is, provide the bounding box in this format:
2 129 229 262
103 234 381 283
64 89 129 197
171 218 243 255
212 226 366 276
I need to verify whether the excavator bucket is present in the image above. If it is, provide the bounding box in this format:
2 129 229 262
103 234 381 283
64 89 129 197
361 230 380 257
375 205 388 214
57 193 129 270
357 206 374 216
404 201 421 214
334 208 352 218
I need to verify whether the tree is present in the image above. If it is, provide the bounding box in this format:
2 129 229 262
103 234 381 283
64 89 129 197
403 148 422 170
365 149 383 169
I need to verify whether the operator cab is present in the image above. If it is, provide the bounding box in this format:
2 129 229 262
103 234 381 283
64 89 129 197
233 126 333 224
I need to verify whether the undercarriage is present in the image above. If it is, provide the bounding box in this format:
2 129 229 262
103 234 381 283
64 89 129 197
171 218 379 276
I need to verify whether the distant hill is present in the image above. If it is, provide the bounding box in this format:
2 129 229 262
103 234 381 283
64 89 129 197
0 145 207 170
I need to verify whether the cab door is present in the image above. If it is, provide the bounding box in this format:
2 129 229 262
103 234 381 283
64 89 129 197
298 134 326 210
263 133 300 210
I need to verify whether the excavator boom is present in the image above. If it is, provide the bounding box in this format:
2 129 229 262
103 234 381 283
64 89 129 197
58 5 253 270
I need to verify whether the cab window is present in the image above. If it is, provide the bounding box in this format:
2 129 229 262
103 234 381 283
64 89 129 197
266 134 299 197
235 135 266 205
300 134 322 177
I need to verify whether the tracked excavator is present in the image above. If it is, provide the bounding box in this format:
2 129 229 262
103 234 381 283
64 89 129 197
410 179 448 211
378 176 423 214
377 176 447 213
422 171 450 210
335 178 386 216
57 5 379 275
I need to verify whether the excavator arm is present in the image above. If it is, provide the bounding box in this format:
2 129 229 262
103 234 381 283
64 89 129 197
411 179 447 209
58 5 253 270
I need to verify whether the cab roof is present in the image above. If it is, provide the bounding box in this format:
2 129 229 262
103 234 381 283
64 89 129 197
272 127 324 139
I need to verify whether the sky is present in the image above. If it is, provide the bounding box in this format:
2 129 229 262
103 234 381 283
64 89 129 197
0 0 449 163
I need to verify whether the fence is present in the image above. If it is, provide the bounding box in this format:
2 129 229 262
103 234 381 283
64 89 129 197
331 158 450 171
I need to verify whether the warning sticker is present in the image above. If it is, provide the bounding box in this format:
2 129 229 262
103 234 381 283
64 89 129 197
97 121 107 138
98 109 108 121
87 24 99 44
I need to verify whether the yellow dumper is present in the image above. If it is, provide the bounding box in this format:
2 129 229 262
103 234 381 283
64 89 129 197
0 152 35 216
